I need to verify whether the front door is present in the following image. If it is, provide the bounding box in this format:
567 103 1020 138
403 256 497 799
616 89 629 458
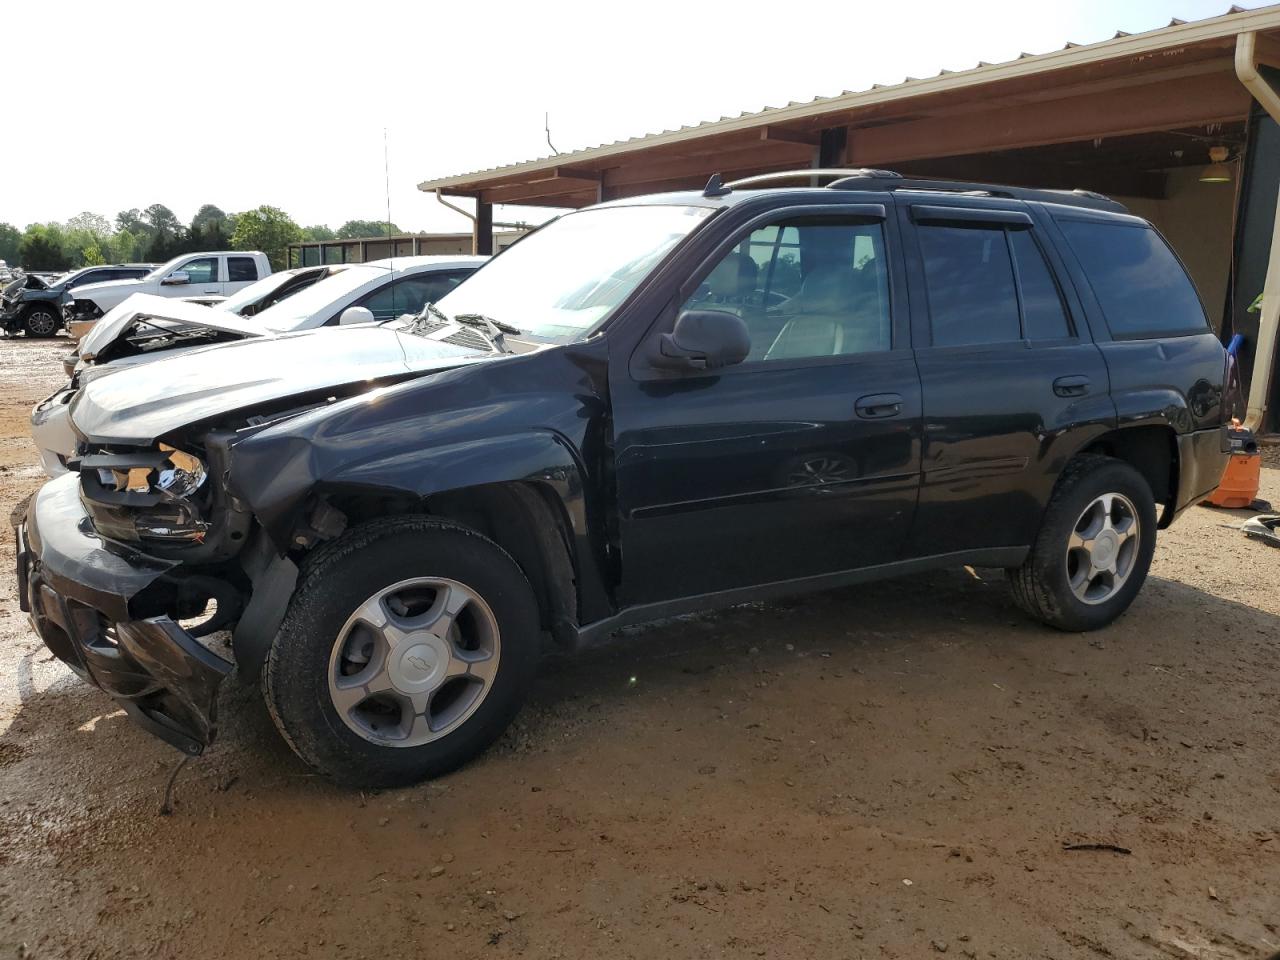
612 206 923 606
164 256 221 297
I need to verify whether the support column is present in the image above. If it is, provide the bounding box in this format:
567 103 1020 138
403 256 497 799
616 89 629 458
818 127 849 169
473 201 494 256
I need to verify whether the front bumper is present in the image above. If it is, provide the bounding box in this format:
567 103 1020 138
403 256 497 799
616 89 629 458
16 475 231 755
30 387 78 477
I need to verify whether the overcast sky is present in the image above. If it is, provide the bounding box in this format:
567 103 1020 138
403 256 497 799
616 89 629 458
3 0 1269 235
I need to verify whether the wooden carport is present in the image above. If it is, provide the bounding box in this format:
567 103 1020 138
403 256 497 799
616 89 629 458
420 5 1280 430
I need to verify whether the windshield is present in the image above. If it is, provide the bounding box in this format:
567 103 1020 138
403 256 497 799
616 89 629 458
216 269 304 314
435 204 713 341
253 265 387 330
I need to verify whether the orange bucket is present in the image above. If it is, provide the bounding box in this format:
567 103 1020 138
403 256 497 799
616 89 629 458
1203 424 1261 509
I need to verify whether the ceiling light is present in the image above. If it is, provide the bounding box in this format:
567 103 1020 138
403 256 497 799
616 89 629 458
1199 145 1233 183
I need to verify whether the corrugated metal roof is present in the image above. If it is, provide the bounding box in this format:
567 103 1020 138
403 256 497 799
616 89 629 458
419 4 1279 193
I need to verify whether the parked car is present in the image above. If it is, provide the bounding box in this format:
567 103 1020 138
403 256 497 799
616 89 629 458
16 171 1232 788
61 250 272 332
58 264 352 375
1 264 156 337
30 257 483 476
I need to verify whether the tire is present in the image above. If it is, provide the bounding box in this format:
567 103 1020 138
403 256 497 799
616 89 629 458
23 305 60 338
263 516 541 788
1007 454 1157 632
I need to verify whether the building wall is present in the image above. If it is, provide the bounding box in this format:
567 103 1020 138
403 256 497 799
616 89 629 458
1114 168 1237 330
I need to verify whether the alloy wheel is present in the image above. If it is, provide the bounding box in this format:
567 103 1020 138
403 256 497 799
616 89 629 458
26 309 57 336
328 577 501 746
1065 492 1141 605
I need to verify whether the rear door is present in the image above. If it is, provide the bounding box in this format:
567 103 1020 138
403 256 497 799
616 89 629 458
225 255 262 295
612 201 923 605
898 198 1114 558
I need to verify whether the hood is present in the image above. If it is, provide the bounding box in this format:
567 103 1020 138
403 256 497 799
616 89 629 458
71 324 491 445
78 294 264 361
71 276 146 300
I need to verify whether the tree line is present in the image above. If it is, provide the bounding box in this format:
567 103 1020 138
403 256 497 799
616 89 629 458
0 206 404 274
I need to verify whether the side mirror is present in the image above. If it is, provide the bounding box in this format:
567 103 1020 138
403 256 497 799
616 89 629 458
161 271 190 286
653 309 751 371
339 305 376 325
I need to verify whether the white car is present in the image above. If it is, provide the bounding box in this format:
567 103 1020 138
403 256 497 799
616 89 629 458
32 255 486 476
63 250 273 332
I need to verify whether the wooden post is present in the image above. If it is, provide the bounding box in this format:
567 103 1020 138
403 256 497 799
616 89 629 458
474 201 494 256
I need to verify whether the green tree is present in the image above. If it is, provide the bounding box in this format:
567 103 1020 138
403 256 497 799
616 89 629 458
302 224 336 242
115 208 145 234
231 205 302 270
19 225 72 271
336 219 399 239
67 211 112 237
0 223 20 265
191 204 232 248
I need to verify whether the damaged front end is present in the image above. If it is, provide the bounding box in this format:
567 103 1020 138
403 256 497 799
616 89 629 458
18 476 235 754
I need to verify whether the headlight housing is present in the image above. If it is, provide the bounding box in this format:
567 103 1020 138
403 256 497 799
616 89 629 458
81 444 211 543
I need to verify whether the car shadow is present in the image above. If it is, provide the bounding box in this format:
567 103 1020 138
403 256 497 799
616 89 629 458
3 556 1279 806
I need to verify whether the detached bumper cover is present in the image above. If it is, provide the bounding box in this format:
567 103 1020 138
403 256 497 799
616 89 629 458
1168 425 1234 521
16 475 231 755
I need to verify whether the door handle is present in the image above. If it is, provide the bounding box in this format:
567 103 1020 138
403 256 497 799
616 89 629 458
1053 375 1091 398
855 393 903 419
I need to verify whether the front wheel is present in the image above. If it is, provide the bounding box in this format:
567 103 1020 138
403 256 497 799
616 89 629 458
264 517 541 787
1007 454 1157 631
23 305 60 338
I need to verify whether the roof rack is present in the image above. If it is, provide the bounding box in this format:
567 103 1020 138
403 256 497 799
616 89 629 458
705 168 1124 212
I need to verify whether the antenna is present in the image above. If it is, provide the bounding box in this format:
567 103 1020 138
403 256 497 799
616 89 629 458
545 112 560 156
384 127 394 240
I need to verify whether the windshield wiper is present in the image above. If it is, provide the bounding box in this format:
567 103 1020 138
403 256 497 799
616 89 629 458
454 312 522 335
406 301 451 332
452 313 521 355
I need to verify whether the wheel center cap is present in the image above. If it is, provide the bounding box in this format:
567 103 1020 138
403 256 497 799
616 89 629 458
389 637 447 692
1092 530 1119 567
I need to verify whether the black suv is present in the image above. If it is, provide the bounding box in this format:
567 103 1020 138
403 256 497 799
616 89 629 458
1 264 155 337
17 171 1232 787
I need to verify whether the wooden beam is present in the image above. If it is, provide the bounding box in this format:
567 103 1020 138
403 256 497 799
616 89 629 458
473 202 493 255
759 125 820 146
602 140 813 188
893 155 1168 200
847 71 1250 165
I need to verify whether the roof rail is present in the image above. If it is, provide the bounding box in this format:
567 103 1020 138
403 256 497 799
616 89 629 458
720 169 902 192
827 172 1123 211
706 167 1124 212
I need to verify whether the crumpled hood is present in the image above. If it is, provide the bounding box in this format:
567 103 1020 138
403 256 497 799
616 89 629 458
71 324 490 445
78 294 263 360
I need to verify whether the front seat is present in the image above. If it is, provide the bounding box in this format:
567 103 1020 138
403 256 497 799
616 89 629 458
765 264 886 360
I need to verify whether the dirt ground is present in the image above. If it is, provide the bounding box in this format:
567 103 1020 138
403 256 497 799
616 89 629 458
0 337 1277 960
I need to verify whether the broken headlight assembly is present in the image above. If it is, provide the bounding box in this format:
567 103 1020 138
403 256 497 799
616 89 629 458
80 444 213 544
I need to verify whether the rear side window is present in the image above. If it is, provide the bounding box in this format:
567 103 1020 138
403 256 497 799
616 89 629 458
1009 230 1070 340
1057 220 1207 338
918 225 1020 346
227 256 259 282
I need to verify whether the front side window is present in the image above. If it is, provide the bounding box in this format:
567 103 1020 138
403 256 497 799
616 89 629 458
177 258 218 284
682 217 891 362
227 256 259 282
435 204 714 341
1056 219 1208 338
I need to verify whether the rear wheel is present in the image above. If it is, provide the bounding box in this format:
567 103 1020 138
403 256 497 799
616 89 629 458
23 305 60 338
1007 454 1157 631
263 517 541 787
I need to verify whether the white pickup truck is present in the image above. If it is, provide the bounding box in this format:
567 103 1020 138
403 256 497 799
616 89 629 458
63 251 271 332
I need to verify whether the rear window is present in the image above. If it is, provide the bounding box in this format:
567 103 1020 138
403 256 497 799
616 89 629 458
1057 219 1207 339
228 256 259 282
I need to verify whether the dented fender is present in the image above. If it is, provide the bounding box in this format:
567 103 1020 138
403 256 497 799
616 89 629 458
225 341 615 621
